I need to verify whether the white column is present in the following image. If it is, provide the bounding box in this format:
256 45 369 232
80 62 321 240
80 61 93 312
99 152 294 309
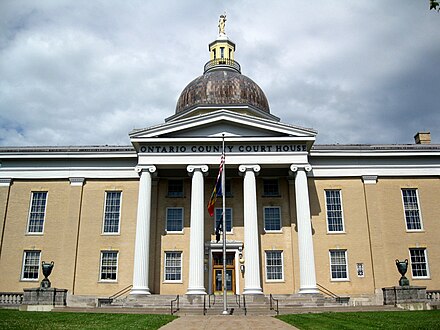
239 164 263 295
290 165 319 294
131 165 156 295
186 165 209 295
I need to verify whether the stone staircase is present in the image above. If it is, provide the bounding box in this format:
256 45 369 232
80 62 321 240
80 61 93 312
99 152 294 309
52 293 399 316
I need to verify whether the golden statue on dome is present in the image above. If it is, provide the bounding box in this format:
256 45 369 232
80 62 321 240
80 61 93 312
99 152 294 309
218 13 227 35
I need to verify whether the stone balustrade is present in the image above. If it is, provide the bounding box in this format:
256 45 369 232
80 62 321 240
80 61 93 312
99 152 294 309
0 292 23 306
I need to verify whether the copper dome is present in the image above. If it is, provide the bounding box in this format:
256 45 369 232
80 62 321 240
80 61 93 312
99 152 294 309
175 69 270 114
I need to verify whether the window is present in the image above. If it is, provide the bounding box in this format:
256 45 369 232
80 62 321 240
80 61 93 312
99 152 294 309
265 250 284 281
215 208 232 233
167 180 183 197
164 252 182 281
264 207 281 231
103 191 122 233
220 47 224 58
410 248 429 278
22 251 41 280
329 250 348 280
27 192 47 233
402 189 422 230
166 208 184 232
100 251 118 281
325 190 344 232
263 179 279 196
225 179 232 197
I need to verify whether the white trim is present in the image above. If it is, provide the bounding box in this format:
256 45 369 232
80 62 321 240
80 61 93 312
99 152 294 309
409 248 430 279
102 191 122 235
329 249 349 281
163 251 183 283
99 250 119 282
165 207 184 233
324 189 345 234
208 246 242 294
263 206 282 232
21 250 41 281
265 250 284 282
401 188 424 232
26 191 48 234
0 168 139 179
130 110 317 139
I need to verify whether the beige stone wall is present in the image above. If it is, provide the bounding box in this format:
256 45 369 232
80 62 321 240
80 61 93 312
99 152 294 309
310 178 375 295
364 177 440 290
74 179 138 296
0 174 438 297
0 180 75 292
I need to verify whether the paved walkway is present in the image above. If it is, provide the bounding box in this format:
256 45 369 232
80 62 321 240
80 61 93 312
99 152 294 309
160 315 298 329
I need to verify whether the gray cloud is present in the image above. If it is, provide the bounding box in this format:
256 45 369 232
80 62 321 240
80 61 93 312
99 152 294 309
0 1 439 146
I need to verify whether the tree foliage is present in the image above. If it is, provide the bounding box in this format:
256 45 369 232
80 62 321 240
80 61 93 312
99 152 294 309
430 0 440 11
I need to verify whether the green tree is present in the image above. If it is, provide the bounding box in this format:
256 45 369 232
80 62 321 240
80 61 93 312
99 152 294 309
430 0 440 11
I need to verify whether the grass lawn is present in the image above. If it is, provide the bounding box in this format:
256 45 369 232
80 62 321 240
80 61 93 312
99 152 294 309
0 309 177 330
277 310 440 330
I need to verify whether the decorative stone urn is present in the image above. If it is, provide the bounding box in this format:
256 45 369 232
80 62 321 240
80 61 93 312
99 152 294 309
40 261 54 289
395 259 409 286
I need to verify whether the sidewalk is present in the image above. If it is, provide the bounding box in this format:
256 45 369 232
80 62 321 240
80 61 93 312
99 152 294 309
160 315 298 329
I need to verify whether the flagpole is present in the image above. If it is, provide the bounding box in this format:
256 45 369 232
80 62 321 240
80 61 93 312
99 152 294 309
221 134 228 315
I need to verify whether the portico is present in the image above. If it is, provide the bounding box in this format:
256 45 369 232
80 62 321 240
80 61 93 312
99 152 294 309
129 106 318 296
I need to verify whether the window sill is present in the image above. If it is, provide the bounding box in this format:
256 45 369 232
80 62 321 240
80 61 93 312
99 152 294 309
406 229 425 233
166 230 184 235
264 230 283 234
326 231 346 235
330 279 350 282
20 279 39 282
101 233 121 236
99 280 118 283
25 233 44 236
163 280 183 284
412 277 431 280
262 195 282 198
266 280 285 283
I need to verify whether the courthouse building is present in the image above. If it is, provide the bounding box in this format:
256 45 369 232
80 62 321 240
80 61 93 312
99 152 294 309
0 21 439 305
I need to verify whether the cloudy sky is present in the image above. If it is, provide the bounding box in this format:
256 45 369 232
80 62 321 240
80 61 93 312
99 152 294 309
1 1 439 146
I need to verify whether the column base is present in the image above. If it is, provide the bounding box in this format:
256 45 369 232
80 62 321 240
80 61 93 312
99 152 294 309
130 287 151 295
243 287 263 295
186 288 207 295
298 286 319 294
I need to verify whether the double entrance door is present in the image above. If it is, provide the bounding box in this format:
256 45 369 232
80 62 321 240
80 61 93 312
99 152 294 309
212 252 235 294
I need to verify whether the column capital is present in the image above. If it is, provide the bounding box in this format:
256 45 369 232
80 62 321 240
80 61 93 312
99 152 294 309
0 178 12 187
362 175 378 185
135 165 157 174
69 177 85 187
238 164 261 175
289 164 312 174
186 165 209 176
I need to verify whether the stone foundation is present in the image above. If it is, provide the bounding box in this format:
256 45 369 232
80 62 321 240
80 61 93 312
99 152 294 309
382 286 426 305
20 288 67 311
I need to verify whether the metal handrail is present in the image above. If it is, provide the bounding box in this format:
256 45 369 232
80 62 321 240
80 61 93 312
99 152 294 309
203 58 241 73
209 293 216 308
242 294 247 315
109 284 133 300
316 283 339 299
235 294 241 308
170 295 180 315
269 294 279 315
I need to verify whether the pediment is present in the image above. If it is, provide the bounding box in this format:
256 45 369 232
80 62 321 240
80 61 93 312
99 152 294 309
130 110 316 140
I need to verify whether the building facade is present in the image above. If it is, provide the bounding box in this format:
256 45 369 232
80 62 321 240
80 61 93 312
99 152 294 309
0 23 439 304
